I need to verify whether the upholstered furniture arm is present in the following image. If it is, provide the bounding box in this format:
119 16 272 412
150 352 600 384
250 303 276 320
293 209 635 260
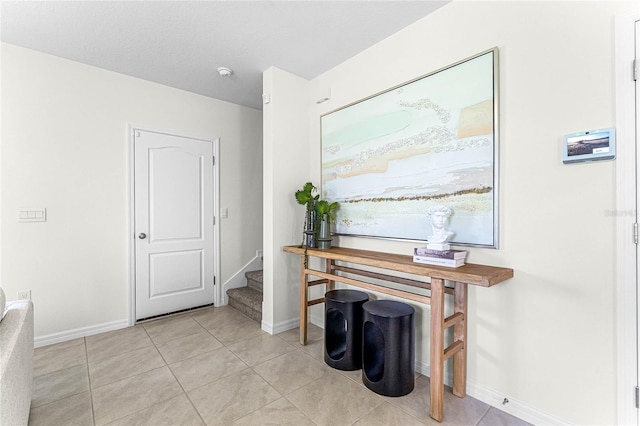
0 300 34 426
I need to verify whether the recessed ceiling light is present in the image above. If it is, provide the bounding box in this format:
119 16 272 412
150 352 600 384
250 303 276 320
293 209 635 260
217 67 233 78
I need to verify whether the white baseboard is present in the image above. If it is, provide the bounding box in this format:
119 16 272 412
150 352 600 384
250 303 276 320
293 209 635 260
34 319 129 348
414 358 568 425
262 317 300 335
311 314 566 425
310 312 324 328
221 249 263 305
466 380 570 425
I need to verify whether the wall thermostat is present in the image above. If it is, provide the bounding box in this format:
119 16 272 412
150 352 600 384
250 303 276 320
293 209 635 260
562 127 615 164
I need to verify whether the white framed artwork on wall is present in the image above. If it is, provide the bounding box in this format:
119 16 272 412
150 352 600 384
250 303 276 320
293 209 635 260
321 47 500 248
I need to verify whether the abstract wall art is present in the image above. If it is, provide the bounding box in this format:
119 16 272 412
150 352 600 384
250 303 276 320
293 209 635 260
321 48 499 248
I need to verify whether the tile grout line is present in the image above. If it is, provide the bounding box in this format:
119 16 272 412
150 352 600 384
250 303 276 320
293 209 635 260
90 366 179 426
32 342 87 379
36 313 280 422
40 310 509 426
29 366 91 409
283 327 433 426
84 337 97 426
280 374 326 426
83 327 156 365
475 405 492 426
237 340 307 420
117 307 269 424
160 311 209 426
187 307 285 424
149 320 253 395
91 323 190 426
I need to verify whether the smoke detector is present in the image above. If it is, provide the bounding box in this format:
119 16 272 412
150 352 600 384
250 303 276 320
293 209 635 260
217 67 233 78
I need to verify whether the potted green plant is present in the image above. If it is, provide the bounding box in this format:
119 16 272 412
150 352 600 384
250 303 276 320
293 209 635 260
295 182 319 247
315 199 339 249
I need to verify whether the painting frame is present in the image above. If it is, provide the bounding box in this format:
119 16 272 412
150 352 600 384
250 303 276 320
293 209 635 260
321 47 500 248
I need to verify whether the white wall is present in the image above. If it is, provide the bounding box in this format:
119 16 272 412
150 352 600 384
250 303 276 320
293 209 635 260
0 43 263 339
262 67 311 332
265 1 636 424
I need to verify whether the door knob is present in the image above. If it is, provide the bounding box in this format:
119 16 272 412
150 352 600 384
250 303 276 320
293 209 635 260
138 233 147 239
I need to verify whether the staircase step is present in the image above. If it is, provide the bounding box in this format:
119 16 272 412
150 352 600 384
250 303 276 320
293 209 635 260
227 286 262 323
246 269 263 292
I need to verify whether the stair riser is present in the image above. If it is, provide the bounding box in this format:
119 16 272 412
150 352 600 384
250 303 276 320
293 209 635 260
227 269 263 323
228 298 261 323
247 277 263 292
245 270 263 292
228 295 261 311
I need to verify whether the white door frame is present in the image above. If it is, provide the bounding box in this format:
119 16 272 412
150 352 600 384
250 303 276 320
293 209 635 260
127 124 220 325
615 8 640 426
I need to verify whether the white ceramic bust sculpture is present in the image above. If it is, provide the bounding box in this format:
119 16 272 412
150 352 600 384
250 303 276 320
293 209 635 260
427 205 454 250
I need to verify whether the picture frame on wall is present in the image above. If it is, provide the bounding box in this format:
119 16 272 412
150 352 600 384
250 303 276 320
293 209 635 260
321 47 500 248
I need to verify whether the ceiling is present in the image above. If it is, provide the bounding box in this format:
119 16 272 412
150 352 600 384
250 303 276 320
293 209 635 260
0 1 448 110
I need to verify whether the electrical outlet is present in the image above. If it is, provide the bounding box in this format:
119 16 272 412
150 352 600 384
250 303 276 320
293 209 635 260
17 290 31 300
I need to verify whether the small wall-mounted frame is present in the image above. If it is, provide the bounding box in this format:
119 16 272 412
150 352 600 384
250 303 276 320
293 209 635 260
562 127 616 164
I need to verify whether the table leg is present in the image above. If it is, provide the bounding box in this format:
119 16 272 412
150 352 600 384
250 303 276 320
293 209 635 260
453 281 468 398
299 255 309 345
326 259 335 292
430 278 445 422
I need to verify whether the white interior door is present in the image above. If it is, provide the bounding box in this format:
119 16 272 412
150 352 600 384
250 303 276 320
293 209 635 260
134 129 215 320
636 20 640 418
615 12 640 425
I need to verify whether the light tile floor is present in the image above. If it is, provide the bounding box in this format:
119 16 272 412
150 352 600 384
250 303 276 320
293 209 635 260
29 306 531 426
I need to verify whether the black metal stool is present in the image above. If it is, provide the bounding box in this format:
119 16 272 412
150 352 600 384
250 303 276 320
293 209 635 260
324 289 369 370
362 300 415 397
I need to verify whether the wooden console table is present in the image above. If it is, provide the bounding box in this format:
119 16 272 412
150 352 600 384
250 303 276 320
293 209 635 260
282 245 513 422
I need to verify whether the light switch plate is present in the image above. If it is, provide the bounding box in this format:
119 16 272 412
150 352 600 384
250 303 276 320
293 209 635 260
18 208 46 223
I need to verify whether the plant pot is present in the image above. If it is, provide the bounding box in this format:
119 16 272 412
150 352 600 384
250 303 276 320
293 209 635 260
317 214 332 249
304 209 317 248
